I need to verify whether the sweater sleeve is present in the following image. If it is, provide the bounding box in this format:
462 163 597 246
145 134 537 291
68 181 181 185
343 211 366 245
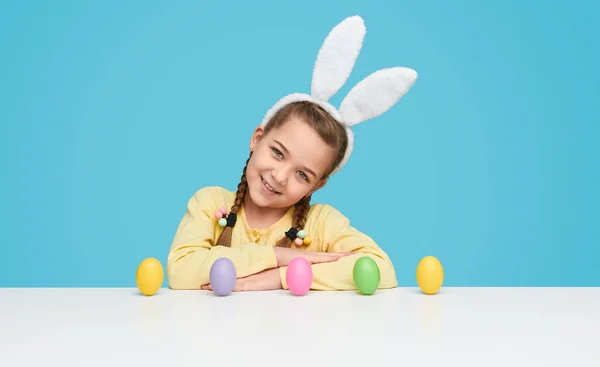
278 205 398 291
167 187 278 290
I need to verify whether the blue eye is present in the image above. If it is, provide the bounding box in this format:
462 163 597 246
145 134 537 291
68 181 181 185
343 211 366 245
297 171 308 181
272 148 283 158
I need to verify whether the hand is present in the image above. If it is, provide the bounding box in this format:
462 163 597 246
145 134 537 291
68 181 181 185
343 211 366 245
201 268 283 292
273 247 354 267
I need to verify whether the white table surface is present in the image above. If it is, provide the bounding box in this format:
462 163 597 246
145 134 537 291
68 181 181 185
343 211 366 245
1 287 598 366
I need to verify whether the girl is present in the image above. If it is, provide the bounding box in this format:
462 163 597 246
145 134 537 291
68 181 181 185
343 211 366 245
166 15 417 292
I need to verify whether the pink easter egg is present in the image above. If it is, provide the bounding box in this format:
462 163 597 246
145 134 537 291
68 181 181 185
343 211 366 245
286 257 313 296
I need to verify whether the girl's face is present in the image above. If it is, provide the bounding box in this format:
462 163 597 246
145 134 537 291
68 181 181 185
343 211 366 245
246 116 335 210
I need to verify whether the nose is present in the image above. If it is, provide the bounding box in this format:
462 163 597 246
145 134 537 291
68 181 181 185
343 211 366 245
271 167 288 186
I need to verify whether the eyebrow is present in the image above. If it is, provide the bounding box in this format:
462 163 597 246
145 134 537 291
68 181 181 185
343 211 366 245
273 139 317 178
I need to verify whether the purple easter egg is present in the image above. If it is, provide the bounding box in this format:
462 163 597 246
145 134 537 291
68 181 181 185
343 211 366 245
209 258 237 296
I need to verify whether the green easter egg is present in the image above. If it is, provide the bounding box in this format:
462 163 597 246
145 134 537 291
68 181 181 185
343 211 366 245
353 256 381 295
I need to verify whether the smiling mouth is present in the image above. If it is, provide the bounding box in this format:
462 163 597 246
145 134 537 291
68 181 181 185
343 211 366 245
261 176 281 194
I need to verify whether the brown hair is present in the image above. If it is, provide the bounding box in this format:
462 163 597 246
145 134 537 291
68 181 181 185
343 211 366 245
216 101 348 248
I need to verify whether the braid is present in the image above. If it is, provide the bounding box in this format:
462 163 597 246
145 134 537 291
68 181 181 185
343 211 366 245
275 194 312 248
215 152 251 247
295 194 311 230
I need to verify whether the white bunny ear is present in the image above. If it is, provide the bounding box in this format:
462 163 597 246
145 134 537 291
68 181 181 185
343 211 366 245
311 15 366 102
338 67 417 126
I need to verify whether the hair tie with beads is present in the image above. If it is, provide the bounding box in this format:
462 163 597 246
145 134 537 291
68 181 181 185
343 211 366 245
285 227 312 246
285 228 298 240
215 207 237 227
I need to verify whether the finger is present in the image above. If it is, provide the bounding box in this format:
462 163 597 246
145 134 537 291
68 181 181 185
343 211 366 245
330 251 354 257
311 255 339 263
315 253 338 258
328 251 352 256
317 252 354 262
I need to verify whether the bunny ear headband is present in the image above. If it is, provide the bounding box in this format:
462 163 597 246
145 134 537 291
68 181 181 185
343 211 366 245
260 15 418 175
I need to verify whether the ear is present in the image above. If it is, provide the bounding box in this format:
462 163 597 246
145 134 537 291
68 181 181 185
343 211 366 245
249 126 266 151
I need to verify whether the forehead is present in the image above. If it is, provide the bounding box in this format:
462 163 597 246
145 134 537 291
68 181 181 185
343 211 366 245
267 118 334 176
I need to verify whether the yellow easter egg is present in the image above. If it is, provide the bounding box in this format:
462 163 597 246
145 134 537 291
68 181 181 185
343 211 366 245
136 258 164 296
416 256 444 295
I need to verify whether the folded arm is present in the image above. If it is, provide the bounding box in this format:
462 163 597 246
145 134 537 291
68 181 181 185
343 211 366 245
279 206 398 291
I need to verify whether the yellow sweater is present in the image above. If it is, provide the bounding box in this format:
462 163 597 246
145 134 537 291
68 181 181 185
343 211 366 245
167 186 398 291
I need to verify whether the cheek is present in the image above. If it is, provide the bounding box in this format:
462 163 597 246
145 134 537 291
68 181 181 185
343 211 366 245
249 151 267 168
288 182 312 197
244 162 259 185
247 154 263 172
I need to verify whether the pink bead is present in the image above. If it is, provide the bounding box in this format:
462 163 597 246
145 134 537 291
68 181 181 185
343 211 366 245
214 211 223 219
286 257 313 296
295 238 303 246
219 207 228 214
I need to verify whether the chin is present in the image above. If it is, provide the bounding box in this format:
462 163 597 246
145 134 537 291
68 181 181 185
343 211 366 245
246 179 274 207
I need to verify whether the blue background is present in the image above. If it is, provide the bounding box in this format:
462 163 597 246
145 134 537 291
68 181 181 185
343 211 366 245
1 0 598 287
